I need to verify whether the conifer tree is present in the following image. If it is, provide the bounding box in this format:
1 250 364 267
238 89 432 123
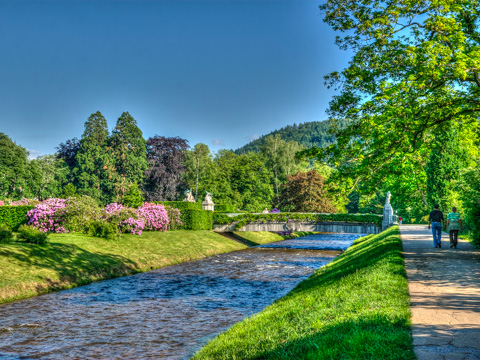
110 112 147 199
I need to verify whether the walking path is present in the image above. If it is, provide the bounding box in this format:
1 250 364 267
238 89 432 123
400 225 480 360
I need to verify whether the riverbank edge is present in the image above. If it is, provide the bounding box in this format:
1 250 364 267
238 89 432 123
193 226 415 360
1 230 282 305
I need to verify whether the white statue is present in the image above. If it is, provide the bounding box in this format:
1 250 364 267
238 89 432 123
382 191 394 230
204 192 213 204
183 189 195 202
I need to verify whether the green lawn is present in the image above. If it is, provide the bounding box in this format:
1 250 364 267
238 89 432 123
193 226 414 360
233 231 323 245
0 230 246 304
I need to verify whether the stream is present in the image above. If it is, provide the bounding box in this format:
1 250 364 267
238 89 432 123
0 233 363 359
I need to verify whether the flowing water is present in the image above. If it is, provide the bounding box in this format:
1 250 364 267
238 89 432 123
0 233 363 360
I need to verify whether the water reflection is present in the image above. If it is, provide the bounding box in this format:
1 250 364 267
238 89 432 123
0 233 362 359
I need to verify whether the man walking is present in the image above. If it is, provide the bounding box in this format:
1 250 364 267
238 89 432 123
428 204 444 248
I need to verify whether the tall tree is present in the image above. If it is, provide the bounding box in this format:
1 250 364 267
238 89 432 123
74 111 115 203
0 133 30 200
302 0 480 188
184 143 213 201
110 112 148 198
260 134 306 197
56 138 80 169
28 155 68 200
144 136 189 201
279 170 336 213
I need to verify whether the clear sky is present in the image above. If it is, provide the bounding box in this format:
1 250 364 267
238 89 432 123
0 0 349 158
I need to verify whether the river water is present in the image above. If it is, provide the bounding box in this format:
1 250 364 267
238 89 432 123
0 233 363 360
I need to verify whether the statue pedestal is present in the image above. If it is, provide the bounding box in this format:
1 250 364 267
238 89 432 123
202 201 214 211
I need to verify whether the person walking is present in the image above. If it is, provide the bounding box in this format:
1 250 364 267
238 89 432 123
428 204 444 248
447 207 462 249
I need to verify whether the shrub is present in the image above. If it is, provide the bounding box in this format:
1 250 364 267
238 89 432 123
154 201 202 211
103 203 144 235
0 205 33 230
59 196 102 233
122 183 144 208
10 198 41 206
27 198 67 233
88 221 120 240
17 224 49 245
0 224 13 243
215 204 236 213
137 202 169 231
182 209 213 230
165 206 183 230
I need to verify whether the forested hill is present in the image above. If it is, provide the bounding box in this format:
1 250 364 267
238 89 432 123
235 119 349 154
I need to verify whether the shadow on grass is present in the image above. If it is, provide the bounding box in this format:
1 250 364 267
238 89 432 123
251 315 415 360
283 227 406 299
1 242 140 292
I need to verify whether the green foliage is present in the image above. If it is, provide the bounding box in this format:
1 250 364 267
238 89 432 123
213 212 382 230
154 201 202 211
110 112 148 199
122 183 144 208
184 143 213 202
235 120 349 154
88 221 121 240
0 133 31 200
181 209 213 230
74 111 116 204
28 155 68 200
0 224 13 244
17 224 49 245
0 205 33 231
215 204 236 213
59 196 102 233
61 183 77 198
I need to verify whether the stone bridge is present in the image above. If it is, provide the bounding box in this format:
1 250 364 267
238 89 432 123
213 220 381 235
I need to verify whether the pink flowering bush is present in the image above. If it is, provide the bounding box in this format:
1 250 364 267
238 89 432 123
105 203 124 214
11 198 40 206
27 198 68 233
0 200 4 206
136 202 169 232
103 203 144 235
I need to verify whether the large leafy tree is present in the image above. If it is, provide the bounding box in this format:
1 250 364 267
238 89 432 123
28 155 69 200
304 0 480 188
279 170 336 213
0 133 30 200
184 143 213 201
259 134 307 197
144 136 189 201
110 112 148 198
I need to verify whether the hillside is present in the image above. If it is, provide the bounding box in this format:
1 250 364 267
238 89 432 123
235 119 349 154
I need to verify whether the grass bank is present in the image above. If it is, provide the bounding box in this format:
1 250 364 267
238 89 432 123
0 230 246 304
193 226 414 360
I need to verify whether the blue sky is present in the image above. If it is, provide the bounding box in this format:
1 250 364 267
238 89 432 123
0 0 349 157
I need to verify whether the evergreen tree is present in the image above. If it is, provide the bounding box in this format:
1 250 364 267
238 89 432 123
74 111 116 203
110 112 147 199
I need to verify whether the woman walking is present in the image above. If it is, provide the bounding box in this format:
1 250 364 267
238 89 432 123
447 207 462 249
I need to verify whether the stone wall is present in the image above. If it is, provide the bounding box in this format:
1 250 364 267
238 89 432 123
213 221 380 234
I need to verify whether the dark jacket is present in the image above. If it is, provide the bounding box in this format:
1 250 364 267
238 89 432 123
429 210 444 223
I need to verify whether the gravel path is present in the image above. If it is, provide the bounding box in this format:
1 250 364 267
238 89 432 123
400 225 480 360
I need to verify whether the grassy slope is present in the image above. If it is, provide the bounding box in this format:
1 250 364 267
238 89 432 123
233 231 322 245
0 230 246 304
193 227 414 360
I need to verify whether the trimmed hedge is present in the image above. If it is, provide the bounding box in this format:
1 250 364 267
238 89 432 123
215 204 236 213
213 212 382 230
154 201 202 211
0 206 34 230
181 209 213 230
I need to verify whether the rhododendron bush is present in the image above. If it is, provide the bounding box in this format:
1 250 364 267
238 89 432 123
27 198 172 236
27 198 68 233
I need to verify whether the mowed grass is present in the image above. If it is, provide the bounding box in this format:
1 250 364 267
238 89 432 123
193 226 414 360
233 231 323 245
0 230 246 304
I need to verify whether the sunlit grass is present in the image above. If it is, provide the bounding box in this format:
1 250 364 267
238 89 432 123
0 230 246 304
193 226 414 360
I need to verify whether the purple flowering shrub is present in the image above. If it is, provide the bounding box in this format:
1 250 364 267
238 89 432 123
270 208 281 213
165 206 183 230
136 202 169 232
27 198 68 233
0 200 4 206
103 204 143 235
